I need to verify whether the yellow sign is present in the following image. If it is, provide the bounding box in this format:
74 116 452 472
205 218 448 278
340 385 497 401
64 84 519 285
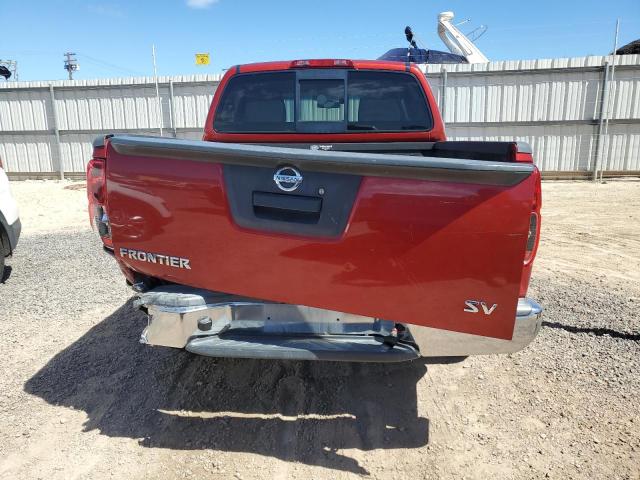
195 53 210 66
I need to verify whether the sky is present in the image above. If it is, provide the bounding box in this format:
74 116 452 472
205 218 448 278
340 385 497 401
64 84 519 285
1 0 639 81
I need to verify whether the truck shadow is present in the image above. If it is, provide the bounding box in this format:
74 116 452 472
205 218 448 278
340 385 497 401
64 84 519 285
24 299 429 475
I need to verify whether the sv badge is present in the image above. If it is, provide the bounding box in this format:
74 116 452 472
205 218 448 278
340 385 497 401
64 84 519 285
464 300 498 315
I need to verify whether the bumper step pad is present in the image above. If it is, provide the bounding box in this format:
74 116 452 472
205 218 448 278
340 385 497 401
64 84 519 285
186 334 420 363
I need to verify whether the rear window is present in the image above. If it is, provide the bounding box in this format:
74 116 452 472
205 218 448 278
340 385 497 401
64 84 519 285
299 79 345 123
214 72 296 133
347 71 430 131
213 70 432 133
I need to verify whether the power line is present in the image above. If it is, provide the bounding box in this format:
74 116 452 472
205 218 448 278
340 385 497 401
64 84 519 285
76 52 147 76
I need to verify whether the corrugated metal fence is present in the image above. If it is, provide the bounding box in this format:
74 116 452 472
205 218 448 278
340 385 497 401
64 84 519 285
422 55 640 175
0 74 222 176
1 54 639 178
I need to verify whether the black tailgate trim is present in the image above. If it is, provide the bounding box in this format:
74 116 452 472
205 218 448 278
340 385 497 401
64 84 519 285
108 135 534 186
225 165 360 238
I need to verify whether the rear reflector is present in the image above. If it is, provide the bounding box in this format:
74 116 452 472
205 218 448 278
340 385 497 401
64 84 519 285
524 212 539 263
290 59 354 69
93 205 111 239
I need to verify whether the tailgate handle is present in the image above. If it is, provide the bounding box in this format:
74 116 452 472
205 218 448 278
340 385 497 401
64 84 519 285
252 191 322 223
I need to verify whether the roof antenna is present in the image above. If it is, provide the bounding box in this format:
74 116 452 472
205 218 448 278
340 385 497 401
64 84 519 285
404 26 422 62
405 26 418 49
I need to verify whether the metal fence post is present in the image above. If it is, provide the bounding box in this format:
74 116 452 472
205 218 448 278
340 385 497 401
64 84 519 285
169 80 177 138
441 67 448 122
600 22 619 182
48 84 64 180
593 61 611 182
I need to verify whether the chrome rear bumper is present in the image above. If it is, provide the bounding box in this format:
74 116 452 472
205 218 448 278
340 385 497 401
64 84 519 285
408 298 543 356
137 287 542 360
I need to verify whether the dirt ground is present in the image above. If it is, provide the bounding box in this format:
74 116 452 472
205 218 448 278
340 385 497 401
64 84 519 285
0 179 638 480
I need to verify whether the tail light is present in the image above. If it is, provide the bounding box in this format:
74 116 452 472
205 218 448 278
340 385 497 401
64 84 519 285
519 167 542 296
290 59 354 68
510 142 533 163
86 153 112 248
87 158 105 204
0 156 4 169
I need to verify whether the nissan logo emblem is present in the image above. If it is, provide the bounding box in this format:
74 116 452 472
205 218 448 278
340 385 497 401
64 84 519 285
273 166 303 192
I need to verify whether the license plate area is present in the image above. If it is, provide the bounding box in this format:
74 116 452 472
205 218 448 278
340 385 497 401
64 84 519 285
228 304 394 336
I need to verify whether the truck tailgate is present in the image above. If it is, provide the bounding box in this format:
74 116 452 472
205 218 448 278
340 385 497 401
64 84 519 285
105 135 536 340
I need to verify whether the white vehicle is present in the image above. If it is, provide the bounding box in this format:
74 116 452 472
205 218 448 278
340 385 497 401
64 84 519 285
0 157 20 274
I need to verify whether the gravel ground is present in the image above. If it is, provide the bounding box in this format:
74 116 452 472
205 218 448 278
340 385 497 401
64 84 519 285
0 179 638 480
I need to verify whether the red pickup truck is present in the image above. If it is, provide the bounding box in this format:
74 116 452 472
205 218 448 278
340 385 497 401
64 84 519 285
87 59 542 362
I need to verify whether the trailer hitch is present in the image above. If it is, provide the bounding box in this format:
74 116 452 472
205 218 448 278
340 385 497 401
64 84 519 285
377 324 420 351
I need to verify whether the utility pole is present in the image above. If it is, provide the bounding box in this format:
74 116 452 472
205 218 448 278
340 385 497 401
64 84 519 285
152 45 163 136
63 52 79 80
